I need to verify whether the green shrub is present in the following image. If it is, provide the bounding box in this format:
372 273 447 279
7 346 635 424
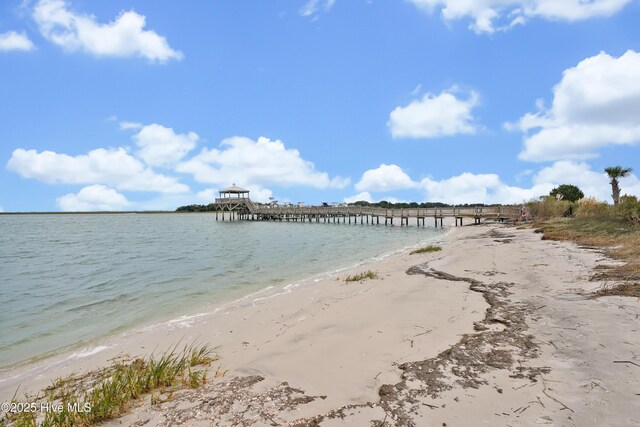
549 184 584 202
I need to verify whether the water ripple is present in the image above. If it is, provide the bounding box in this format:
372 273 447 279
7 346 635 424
0 213 443 369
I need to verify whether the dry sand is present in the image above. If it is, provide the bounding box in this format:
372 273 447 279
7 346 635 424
1 224 639 426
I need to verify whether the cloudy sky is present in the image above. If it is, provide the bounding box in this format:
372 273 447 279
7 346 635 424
1 0 640 212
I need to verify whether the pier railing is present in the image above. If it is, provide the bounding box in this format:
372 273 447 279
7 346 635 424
214 197 251 204
250 205 520 218
210 197 521 226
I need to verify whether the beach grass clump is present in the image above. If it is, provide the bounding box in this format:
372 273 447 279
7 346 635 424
345 270 379 283
3 343 219 427
574 197 611 218
591 282 640 299
526 197 573 221
410 245 442 255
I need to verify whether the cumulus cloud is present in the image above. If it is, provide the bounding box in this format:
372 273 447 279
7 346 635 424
57 184 129 211
7 147 189 193
195 185 274 203
355 164 418 192
196 188 216 202
419 161 640 204
344 192 373 204
420 173 551 204
344 160 638 205
237 185 274 203
132 124 198 167
388 88 480 139
176 136 350 190
0 31 35 51
33 0 183 62
409 0 632 34
512 50 640 162
533 161 640 202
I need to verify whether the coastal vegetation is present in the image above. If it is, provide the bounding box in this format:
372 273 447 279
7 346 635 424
345 270 379 283
525 166 638 298
527 194 640 224
410 245 442 254
605 166 633 205
527 189 639 299
176 203 219 212
3 344 220 427
549 184 584 202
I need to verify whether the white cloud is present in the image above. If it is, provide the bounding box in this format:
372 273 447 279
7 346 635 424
196 188 216 202
177 136 350 190
355 164 418 192
241 185 274 203
347 161 640 205
7 147 189 193
0 31 35 51
513 50 640 162
196 185 274 204
133 124 198 167
33 0 183 62
419 172 550 204
533 161 640 202
119 121 143 130
344 192 373 203
388 88 480 139
344 160 639 204
57 184 129 211
300 0 336 17
417 161 640 204
409 0 632 34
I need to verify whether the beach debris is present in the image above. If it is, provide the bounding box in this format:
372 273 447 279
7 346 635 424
360 263 545 425
613 360 640 368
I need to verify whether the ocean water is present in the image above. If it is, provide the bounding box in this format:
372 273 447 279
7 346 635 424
0 213 445 371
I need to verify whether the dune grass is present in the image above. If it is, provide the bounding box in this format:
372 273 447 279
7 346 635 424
591 282 640 299
410 245 442 255
345 270 379 283
3 343 220 427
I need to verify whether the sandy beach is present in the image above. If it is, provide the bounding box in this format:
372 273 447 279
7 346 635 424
2 223 639 426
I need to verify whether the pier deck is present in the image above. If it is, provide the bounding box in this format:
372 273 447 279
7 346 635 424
212 197 520 226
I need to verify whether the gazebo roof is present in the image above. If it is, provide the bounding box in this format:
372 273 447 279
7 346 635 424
220 184 249 193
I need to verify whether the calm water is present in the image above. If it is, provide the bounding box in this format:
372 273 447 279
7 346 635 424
0 214 444 371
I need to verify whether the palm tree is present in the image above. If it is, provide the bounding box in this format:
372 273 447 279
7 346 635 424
605 166 633 205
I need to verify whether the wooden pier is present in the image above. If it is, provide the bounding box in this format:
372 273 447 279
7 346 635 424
212 185 520 227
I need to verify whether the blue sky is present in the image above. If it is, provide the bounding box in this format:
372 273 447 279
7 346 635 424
1 0 640 211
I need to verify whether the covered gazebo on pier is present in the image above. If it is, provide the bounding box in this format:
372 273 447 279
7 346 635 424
215 184 250 204
212 184 256 220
